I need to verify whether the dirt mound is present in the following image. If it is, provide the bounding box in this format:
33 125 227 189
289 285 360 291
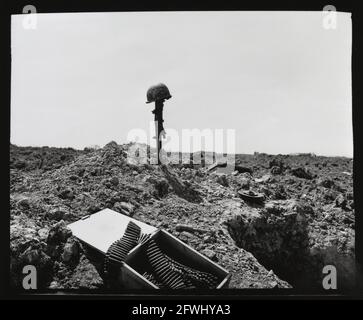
10 144 82 171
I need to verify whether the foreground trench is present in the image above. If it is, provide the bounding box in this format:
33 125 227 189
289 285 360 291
222 199 356 290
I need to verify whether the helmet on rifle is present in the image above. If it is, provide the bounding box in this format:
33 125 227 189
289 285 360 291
146 83 172 104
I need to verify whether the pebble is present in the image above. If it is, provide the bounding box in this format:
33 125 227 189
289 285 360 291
37 228 49 240
61 239 80 263
49 208 66 221
49 281 59 289
201 249 218 262
267 269 275 277
58 188 74 200
335 194 347 209
18 198 30 209
21 248 40 265
109 177 119 186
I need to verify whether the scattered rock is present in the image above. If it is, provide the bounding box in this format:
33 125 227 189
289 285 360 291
255 175 271 183
21 247 41 265
239 177 250 190
216 174 229 187
161 164 202 203
317 177 335 189
267 269 275 277
271 166 282 175
17 198 30 209
119 202 135 214
77 168 86 177
175 224 208 233
14 160 26 169
290 167 313 179
10 143 354 290
47 220 72 246
91 167 104 176
113 202 135 216
109 177 119 186
234 165 253 174
335 194 347 209
269 158 285 169
65 256 103 289
294 201 314 216
334 183 347 193
87 204 102 214
348 200 354 210
61 238 81 264
201 249 218 262
49 281 60 289
58 188 75 200
179 231 198 241
48 207 67 221
150 178 169 198
113 202 127 215
346 192 354 200
264 202 284 215
37 228 49 240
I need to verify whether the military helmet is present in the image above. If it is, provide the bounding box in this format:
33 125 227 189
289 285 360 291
146 83 172 103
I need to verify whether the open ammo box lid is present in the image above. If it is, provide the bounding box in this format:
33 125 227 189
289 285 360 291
67 208 157 254
67 208 230 289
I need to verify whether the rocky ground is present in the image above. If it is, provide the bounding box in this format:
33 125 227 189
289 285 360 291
10 142 355 290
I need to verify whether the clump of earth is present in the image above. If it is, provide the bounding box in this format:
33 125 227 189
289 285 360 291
10 143 355 290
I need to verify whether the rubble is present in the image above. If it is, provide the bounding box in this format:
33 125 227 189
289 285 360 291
335 194 347 209
234 165 253 174
175 224 208 234
224 200 310 281
290 167 314 180
58 188 75 200
238 176 251 190
48 207 68 221
47 221 72 246
216 174 229 187
17 198 31 209
10 143 354 290
150 178 169 198
317 177 335 188
113 202 135 216
37 228 49 241
269 157 285 170
61 238 81 264
201 249 218 261
161 164 202 203
109 176 119 186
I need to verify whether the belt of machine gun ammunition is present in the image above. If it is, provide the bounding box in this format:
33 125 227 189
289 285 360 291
146 240 219 289
104 221 150 284
142 272 165 288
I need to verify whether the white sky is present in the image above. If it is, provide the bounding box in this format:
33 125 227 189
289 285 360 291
11 11 352 156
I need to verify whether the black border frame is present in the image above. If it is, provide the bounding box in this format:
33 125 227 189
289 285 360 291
2 0 362 300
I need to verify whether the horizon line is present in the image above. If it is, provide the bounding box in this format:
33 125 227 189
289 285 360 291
10 142 353 159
